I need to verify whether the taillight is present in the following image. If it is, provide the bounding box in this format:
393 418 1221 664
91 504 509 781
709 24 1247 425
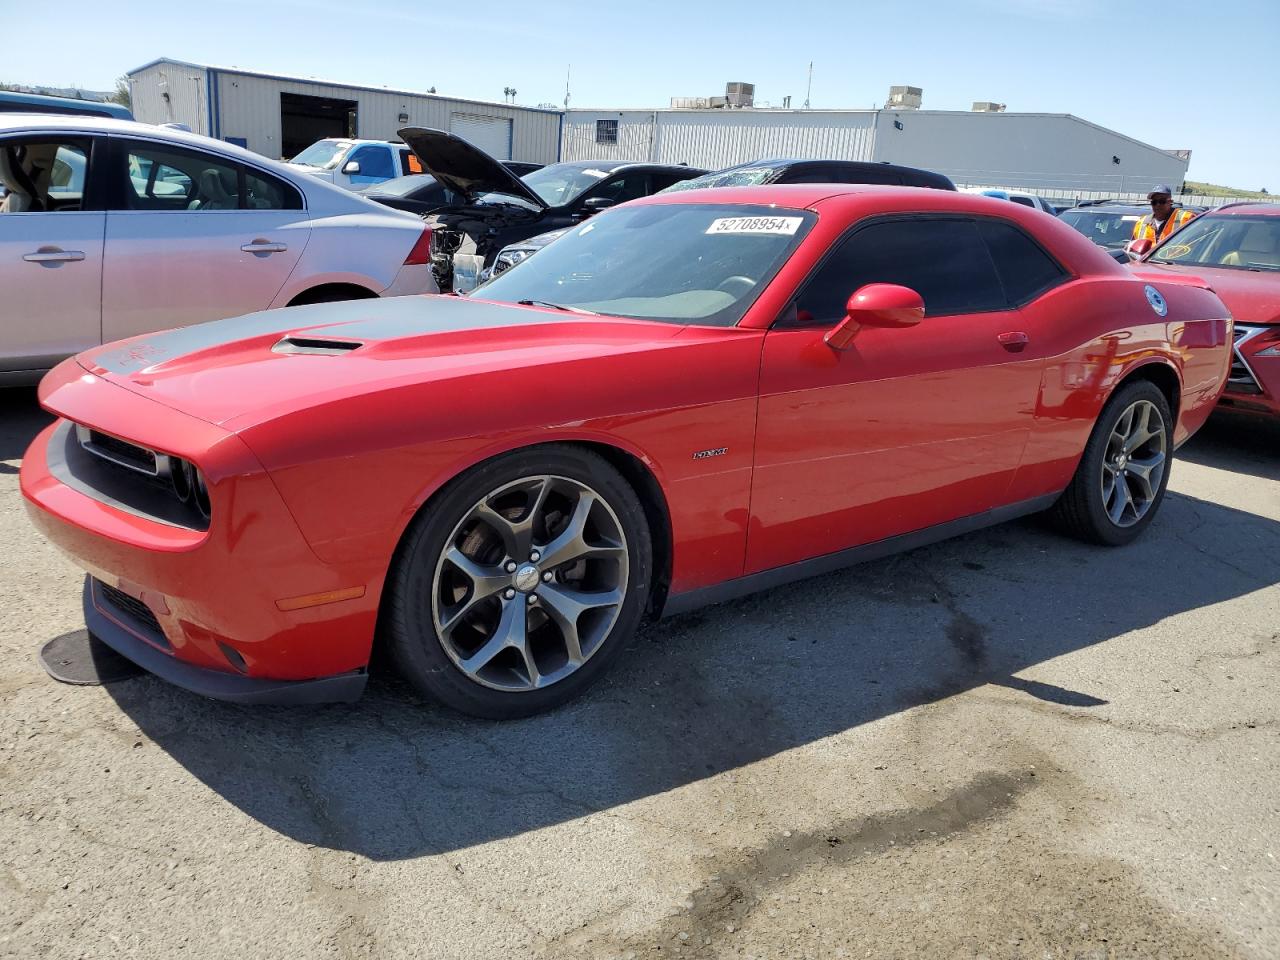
403 227 433 266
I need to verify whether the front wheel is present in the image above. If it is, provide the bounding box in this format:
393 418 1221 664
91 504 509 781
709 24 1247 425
383 446 652 718
1050 379 1173 546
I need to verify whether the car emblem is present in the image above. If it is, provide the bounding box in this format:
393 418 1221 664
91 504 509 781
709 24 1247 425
1144 285 1168 317
513 564 541 593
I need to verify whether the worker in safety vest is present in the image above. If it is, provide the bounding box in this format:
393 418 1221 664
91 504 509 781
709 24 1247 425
1132 184 1197 246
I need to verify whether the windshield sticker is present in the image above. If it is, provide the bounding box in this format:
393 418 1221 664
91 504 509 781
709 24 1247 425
706 216 803 236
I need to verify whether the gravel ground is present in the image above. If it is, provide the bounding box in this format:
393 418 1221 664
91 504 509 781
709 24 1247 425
1 387 1277 960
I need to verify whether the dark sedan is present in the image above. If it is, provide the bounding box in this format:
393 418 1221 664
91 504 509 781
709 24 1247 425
359 161 544 216
398 127 706 291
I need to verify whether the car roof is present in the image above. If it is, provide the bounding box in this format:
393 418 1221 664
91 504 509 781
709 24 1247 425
1205 202 1280 217
547 159 706 176
630 183 1125 272
0 112 256 154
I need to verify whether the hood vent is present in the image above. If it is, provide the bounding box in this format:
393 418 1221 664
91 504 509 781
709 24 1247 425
273 336 364 356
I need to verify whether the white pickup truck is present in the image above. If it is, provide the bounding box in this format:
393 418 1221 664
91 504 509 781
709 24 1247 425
286 138 420 191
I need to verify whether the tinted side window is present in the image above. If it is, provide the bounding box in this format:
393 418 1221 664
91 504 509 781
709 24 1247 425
1009 196 1035 208
586 172 652 205
790 218 1005 325
120 142 238 211
350 145 394 179
977 220 1067 305
782 167 839 184
244 168 303 210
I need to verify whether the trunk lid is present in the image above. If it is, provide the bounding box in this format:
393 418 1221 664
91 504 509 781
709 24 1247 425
397 127 547 210
1136 262 1280 325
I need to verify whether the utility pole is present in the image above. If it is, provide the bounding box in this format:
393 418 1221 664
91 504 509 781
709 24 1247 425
804 62 812 109
564 64 571 110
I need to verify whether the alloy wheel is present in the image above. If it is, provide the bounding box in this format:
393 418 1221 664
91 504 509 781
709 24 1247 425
431 475 629 691
1099 399 1167 528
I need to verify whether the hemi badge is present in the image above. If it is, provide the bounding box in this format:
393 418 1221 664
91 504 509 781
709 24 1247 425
276 586 366 612
692 447 728 460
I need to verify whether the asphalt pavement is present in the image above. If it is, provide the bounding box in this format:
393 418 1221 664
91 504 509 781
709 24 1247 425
1 386 1277 960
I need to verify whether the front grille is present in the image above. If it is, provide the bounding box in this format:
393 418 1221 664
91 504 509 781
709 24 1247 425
99 581 167 645
81 428 157 474
1228 325 1266 394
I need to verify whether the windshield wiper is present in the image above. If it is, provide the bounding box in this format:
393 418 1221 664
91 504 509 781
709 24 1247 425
516 299 597 315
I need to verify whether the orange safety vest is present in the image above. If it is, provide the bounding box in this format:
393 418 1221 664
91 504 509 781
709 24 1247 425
1132 206 1197 244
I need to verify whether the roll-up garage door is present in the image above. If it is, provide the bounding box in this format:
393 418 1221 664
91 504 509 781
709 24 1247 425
449 113 512 160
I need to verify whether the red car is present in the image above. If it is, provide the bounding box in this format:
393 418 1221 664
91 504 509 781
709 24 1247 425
1135 202 1280 418
21 186 1232 718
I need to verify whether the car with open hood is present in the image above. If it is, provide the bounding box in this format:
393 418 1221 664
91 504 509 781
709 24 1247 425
398 126 706 291
358 161 544 217
1136 201 1280 419
22 185 1231 719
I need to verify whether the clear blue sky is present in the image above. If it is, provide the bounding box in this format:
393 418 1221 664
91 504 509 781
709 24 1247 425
6 0 1277 189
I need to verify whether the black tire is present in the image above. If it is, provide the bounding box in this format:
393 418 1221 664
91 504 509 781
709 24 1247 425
1050 379 1174 546
383 445 652 719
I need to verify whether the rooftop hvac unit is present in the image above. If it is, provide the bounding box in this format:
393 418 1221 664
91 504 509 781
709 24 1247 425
887 85 923 109
725 82 755 107
972 101 1007 112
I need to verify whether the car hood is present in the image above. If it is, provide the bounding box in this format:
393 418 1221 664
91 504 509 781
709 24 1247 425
74 295 684 430
1137 262 1280 324
397 126 546 209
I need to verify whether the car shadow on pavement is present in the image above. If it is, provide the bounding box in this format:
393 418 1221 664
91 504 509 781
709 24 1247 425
1178 412 1280 482
100 476 1280 861
0 389 52 469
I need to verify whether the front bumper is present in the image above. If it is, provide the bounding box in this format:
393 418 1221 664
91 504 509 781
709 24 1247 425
21 366 384 703
84 577 366 704
1219 323 1280 417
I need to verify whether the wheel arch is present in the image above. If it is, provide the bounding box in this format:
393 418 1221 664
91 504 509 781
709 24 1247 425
1113 359 1181 420
286 282 379 306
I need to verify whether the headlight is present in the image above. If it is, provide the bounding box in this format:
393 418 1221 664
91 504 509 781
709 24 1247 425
493 248 532 275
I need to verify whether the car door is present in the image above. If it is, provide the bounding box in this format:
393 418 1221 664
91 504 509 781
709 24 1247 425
747 215 1049 573
101 137 310 343
0 133 105 373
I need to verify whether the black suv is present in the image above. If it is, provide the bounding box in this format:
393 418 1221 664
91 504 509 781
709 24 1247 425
398 127 705 291
660 157 956 192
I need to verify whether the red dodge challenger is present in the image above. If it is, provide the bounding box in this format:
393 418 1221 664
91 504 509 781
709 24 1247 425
21 186 1233 718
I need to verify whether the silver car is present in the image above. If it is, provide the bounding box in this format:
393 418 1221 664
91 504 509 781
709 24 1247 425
1 114 436 384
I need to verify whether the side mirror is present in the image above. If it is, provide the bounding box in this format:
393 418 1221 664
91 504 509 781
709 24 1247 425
581 197 615 214
1126 237 1153 258
341 160 361 175
824 283 925 351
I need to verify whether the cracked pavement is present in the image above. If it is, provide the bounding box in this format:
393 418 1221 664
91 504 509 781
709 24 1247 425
1 390 1277 960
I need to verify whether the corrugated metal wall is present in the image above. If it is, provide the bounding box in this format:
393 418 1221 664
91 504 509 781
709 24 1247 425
211 71 560 162
130 63 210 134
562 110 878 168
871 112 1189 193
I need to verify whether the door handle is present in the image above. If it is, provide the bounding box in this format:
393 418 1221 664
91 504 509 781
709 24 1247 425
23 249 85 263
241 240 287 253
997 331 1030 351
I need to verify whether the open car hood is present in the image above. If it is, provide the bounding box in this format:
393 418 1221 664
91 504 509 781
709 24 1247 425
397 127 546 209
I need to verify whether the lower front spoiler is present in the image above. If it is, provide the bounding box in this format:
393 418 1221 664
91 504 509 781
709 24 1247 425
83 578 368 706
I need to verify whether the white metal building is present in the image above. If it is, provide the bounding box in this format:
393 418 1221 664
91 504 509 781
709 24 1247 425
127 59 562 164
562 108 1189 195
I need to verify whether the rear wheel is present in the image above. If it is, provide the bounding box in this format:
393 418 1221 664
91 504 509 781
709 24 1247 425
384 446 651 718
1051 380 1173 546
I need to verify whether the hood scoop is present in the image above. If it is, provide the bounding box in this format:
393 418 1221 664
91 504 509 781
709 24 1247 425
273 336 364 357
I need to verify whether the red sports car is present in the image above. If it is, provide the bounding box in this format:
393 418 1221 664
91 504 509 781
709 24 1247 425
21 186 1232 718
1136 202 1280 419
